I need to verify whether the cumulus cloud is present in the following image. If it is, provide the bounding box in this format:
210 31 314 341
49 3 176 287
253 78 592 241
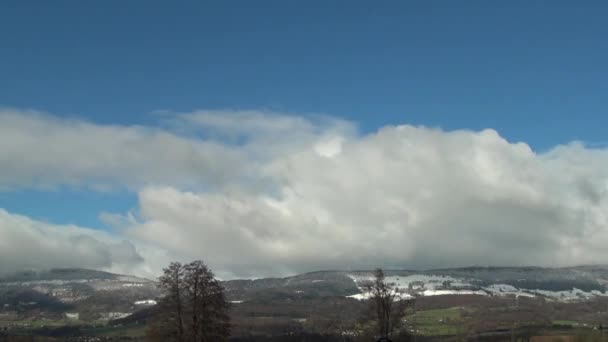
2 109 608 278
0 209 151 276
121 125 608 278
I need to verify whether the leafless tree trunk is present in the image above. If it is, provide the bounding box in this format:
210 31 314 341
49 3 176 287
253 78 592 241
157 262 185 342
366 268 398 338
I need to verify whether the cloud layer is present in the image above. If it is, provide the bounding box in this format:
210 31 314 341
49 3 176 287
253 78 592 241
1 109 608 278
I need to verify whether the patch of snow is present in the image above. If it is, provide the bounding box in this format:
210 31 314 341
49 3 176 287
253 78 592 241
484 284 535 298
422 289 486 296
122 283 144 287
529 288 602 301
65 313 79 320
102 312 131 320
347 293 370 300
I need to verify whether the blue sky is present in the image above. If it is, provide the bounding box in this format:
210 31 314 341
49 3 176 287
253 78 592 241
1 1 608 275
2 1 607 145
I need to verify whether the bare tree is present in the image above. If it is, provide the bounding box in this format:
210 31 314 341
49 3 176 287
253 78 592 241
183 260 231 341
366 268 407 339
147 260 231 342
149 262 185 342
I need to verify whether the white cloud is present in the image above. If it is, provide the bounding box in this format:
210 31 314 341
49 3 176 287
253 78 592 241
0 208 160 276
2 109 608 278
0 109 243 190
0 109 354 192
121 124 608 278
171 110 357 163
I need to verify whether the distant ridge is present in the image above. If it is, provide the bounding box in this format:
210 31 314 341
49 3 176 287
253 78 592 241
0 268 153 283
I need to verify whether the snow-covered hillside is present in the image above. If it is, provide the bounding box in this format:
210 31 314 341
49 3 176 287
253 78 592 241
347 274 486 300
346 271 608 302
